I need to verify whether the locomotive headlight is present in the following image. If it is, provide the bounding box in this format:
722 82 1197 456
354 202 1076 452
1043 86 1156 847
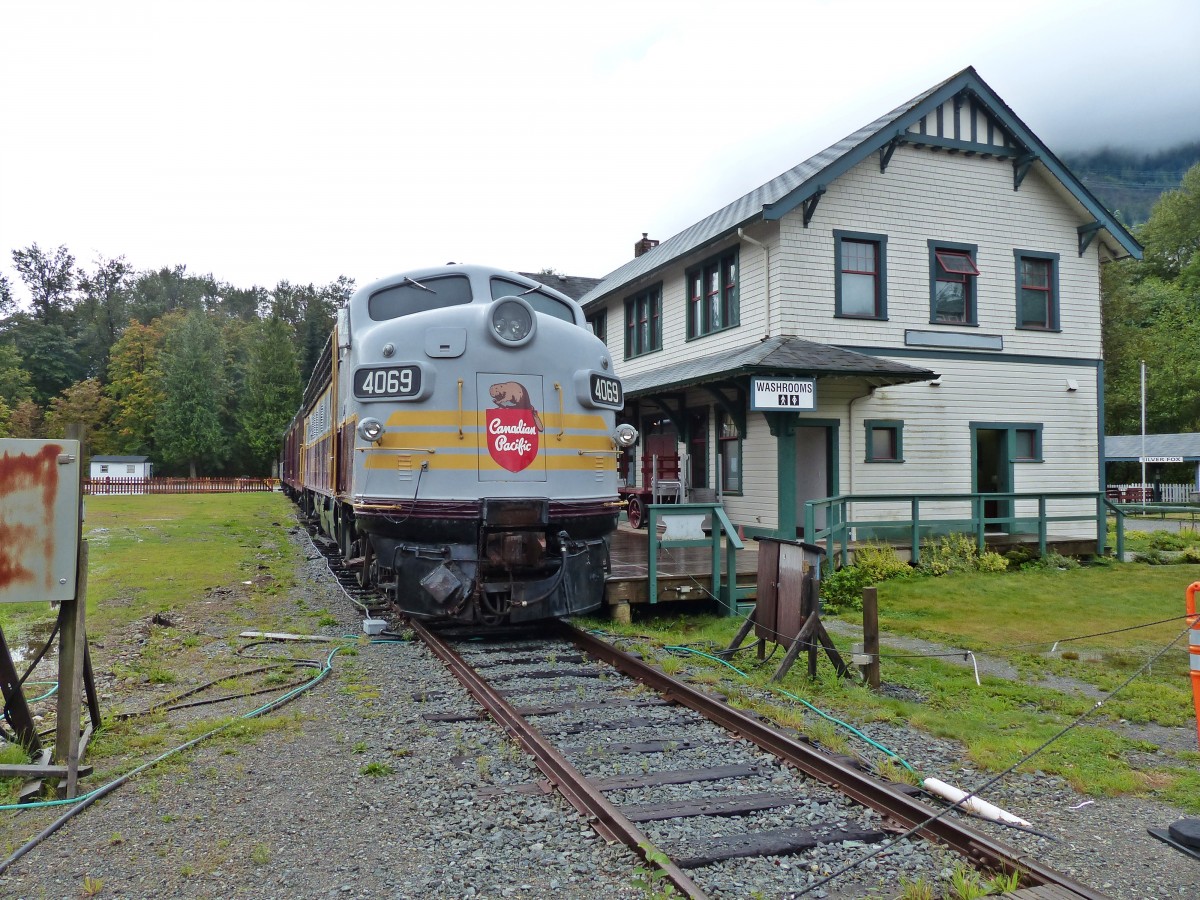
357 417 385 444
489 296 535 346
613 423 639 449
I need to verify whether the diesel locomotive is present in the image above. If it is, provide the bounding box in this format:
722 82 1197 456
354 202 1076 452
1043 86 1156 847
281 264 636 625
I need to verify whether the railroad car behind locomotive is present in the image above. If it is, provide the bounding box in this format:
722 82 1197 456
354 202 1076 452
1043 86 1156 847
282 264 636 625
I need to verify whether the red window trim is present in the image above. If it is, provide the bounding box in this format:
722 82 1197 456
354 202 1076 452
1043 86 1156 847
935 250 979 276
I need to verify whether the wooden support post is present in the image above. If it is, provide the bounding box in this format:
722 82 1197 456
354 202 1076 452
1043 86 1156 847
0 627 41 753
861 586 881 689
54 540 89 798
721 612 756 658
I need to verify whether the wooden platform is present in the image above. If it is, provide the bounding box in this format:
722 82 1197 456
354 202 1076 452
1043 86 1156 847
602 521 1101 618
604 522 759 615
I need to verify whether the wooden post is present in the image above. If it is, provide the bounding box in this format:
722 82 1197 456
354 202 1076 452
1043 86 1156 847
54 422 91 798
55 541 89 797
0 627 41 752
861 586 881 689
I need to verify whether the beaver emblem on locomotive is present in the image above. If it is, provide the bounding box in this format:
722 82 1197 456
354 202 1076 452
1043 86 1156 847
487 380 543 473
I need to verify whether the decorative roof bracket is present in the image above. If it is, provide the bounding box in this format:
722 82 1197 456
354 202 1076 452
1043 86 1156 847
642 394 686 436
1013 153 1038 190
1078 221 1104 257
802 187 826 228
701 384 746 436
879 135 902 173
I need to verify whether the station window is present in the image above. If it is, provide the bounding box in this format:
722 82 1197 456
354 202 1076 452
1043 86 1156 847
929 241 979 325
624 284 662 358
1014 251 1059 331
718 411 742 493
864 420 904 463
1013 426 1043 461
835 231 887 319
587 309 607 343
687 249 739 339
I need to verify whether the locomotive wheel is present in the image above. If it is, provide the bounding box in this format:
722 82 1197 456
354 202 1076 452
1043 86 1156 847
626 496 645 529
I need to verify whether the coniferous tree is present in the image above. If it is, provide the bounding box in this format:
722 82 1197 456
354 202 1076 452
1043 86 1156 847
239 316 301 474
154 311 227 477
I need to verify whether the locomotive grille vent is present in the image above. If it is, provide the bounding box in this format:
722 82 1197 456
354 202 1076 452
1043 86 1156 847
396 455 413 480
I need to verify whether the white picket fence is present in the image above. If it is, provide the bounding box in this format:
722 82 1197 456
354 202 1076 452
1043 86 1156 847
1108 482 1197 503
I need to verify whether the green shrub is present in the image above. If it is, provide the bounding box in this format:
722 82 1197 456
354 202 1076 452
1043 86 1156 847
1003 545 1038 568
820 544 912 612
1149 530 1188 551
977 551 1010 572
1135 549 1167 565
820 565 872 612
852 542 913 583
919 532 980 575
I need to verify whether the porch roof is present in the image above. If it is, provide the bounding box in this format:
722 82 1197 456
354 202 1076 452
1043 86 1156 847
619 336 937 398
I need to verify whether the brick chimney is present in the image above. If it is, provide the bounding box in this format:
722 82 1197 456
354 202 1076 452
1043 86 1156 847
634 233 660 258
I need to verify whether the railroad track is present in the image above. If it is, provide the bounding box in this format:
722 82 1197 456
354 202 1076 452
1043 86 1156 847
311 525 1109 898
410 620 1109 900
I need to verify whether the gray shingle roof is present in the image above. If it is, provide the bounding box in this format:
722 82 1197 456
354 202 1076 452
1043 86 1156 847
1104 434 1200 461
580 66 1139 308
620 336 936 397
518 272 602 302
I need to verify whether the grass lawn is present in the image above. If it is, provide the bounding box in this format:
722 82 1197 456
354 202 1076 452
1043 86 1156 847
0 492 300 639
584 559 1200 813
0 492 319 806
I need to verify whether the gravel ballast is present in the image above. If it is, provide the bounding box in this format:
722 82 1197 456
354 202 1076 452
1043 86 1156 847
2 523 1198 898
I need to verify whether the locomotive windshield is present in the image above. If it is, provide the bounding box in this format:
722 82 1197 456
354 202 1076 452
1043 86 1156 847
368 274 473 321
490 277 576 324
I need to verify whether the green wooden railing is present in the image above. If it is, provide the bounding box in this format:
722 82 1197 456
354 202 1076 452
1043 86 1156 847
646 503 744 616
802 491 1126 570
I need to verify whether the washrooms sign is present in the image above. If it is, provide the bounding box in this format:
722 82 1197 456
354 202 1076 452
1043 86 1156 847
750 377 817 411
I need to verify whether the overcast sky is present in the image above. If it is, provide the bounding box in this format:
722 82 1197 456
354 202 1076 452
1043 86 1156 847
2 0 1198 305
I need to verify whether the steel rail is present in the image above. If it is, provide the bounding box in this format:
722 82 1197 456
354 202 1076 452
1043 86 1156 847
408 619 709 900
564 622 1110 900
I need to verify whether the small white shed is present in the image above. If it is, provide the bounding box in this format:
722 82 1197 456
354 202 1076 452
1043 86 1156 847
89 455 152 479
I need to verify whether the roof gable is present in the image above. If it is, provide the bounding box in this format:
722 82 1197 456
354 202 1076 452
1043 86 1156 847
581 67 1140 307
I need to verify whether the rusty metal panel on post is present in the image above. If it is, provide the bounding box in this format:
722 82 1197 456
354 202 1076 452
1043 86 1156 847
0 439 81 604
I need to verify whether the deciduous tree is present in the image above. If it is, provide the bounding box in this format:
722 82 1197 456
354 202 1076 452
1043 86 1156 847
104 317 174 455
0 342 33 407
8 398 44 438
44 378 113 453
76 254 134 380
11 243 75 326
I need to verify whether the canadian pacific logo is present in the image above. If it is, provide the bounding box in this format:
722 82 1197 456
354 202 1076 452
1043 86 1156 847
486 381 543 472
